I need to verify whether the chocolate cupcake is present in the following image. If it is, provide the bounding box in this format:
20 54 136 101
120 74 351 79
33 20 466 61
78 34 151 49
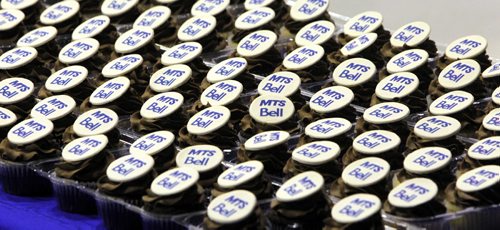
481 62 500 92
39 0 81 34
142 64 200 103
289 20 340 55
143 167 205 215
204 57 256 93
129 131 177 173
154 0 195 15
257 71 306 109
134 5 177 47
371 72 426 113
485 86 500 114
298 117 353 156
0 9 26 48
17 26 59 70
384 178 446 218
175 144 224 187
0 77 36 120
329 33 385 69
282 0 331 36
63 108 121 146
212 160 273 199
284 141 342 183
100 0 140 24
232 7 277 44
204 190 265 230
56 38 106 77
406 115 464 156
80 76 143 115
393 147 454 192
177 14 226 53
38 65 95 104
476 108 500 139
158 42 209 85
130 92 186 134
456 137 500 177
380 21 437 61
191 0 233 33
72 15 118 59
324 194 384 230
240 94 298 139
98 54 149 93
75 0 102 18
269 171 332 229
444 165 500 212
179 106 237 149
343 130 403 169
279 44 330 83
356 102 411 142
0 46 51 83
244 0 288 21
338 11 389 48
436 35 491 75
234 30 281 76
0 107 17 140
237 130 290 175
298 86 356 125
1 0 42 25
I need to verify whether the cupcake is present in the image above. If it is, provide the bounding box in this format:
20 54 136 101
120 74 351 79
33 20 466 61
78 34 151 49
142 64 200 103
282 0 331 36
177 14 227 53
406 115 464 156
338 11 390 49
39 0 81 34
343 130 403 169
456 136 500 176
130 92 186 134
134 5 177 47
0 117 58 195
175 144 224 187
0 77 36 120
239 94 298 139
204 190 265 229
278 44 330 84
371 72 426 113
30 95 77 145
380 21 437 61
327 58 378 107
484 86 500 114
429 59 488 100
0 9 26 48
0 107 18 139
63 108 121 146
1 0 42 25
298 86 356 125
54 134 114 213
355 102 411 142
204 57 257 93
284 141 342 183
436 35 491 75
154 0 195 15
98 54 149 93
237 130 290 175
56 38 106 77
444 165 500 212
100 0 140 24
244 0 288 21
257 71 306 109
157 42 209 85
476 108 500 139
129 131 177 173
393 147 454 191
481 62 500 92
235 30 281 76
75 0 102 18
178 106 237 149
289 20 340 55
212 160 273 199
38 65 95 104
0 46 51 83
269 171 332 229
298 117 353 156
323 194 384 230
17 26 59 70
191 0 233 33
384 178 446 218
329 33 385 69
72 15 118 59
232 7 277 44
429 90 482 136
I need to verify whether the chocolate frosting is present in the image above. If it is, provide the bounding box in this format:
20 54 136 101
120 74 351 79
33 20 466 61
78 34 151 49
200 72 257 94
37 80 96 104
97 170 157 204
203 205 265 230
0 123 15 140
475 125 499 140
456 155 500 177
239 114 299 140
18 3 42 25
177 124 238 150
153 57 210 85
108 7 140 24
153 18 178 47
187 100 248 131
33 41 61 71
231 47 283 77
328 43 385 70
141 81 201 105
444 181 500 212
197 166 224 188
269 191 332 230
322 79 378 108
237 143 290 175
323 213 384 230
92 25 120 59
211 172 274 199
370 91 427 114
283 158 342 183
143 183 205 214
355 118 410 146
79 90 143 116
0 134 60 162
62 125 121 147
1 58 52 83
1 96 37 121
287 38 341 56
383 198 446 218
337 26 392 51
232 21 279 43
130 109 188 135
213 10 234 33
297 104 357 126
54 55 107 80
157 0 196 15
178 29 227 53
329 177 389 201
77 0 101 18
436 52 492 76
428 77 489 101
0 27 24 47
405 131 465 156
297 134 353 159
275 56 330 83
283 12 333 35
380 39 438 62
378 65 435 95
55 150 115 182
149 144 177 173
482 75 500 92
342 146 403 170
393 168 454 191
44 113 77 146
44 13 82 34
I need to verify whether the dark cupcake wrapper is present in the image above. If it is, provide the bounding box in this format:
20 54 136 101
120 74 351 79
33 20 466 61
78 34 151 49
49 173 97 214
95 191 143 230
141 211 187 230
0 159 52 196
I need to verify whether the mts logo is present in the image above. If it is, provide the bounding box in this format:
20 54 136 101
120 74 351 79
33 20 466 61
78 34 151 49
81 138 102 147
146 134 167 143
322 89 344 100
73 42 92 50
216 82 237 92
389 75 415 84
298 48 317 56
59 69 81 77
269 75 293 83
25 120 46 131
103 82 124 90
459 39 481 48
405 183 429 194
380 104 403 113
367 132 391 143
351 198 376 208
358 15 379 23
9 80 31 92
248 33 269 42
403 25 424 34
452 62 475 73
307 143 331 152
424 149 449 160
47 98 68 109
162 69 185 77
91 111 113 123
201 110 224 119
132 30 151 38
193 18 211 28
13 49 31 57
156 95 178 105
346 62 370 72
477 169 499 179
225 195 249 209
426 117 451 127
259 100 286 107
310 23 330 33
234 165 255 172
178 44 198 51
226 60 245 68
187 149 215 156
444 94 467 102
124 157 146 167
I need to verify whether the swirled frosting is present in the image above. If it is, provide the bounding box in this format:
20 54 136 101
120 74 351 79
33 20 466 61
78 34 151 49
342 146 403 170
283 158 342 183
405 131 464 156
38 80 95 104
1 58 52 83
444 181 500 212
383 198 446 218
380 39 438 61
237 143 290 175
178 124 237 150
239 114 299 140
62 126 121 147
0 134 60 162
80 90 143 116
355 118 410 146
329 177 389 201
275 57 330 83
130 110 187 135
55 150 115 182
97 171 156 204
143 183 205 214
297 104 357 126
211 172 273 199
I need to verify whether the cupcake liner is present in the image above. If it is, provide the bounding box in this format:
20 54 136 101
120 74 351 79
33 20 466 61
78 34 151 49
450 205 500 230
140 211 187 230
49 172 97 214
0 160 52 196
95 192 143 230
